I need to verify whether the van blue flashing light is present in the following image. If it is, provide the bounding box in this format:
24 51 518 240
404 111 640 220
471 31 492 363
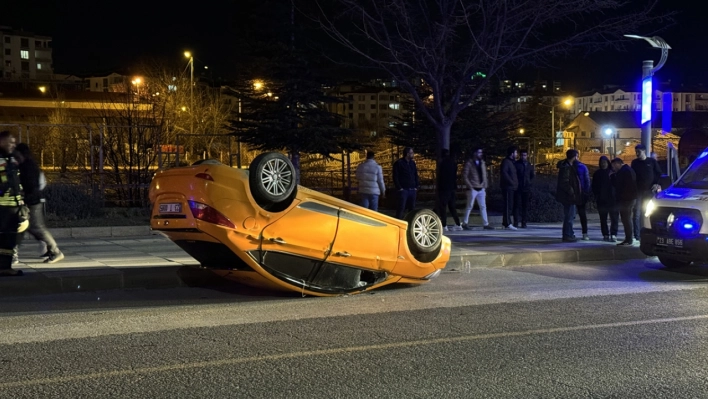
641 77 652 124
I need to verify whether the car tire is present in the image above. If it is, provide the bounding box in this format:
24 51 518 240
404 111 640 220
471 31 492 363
658 256 692 269
404 209 443 262
249 152 297 208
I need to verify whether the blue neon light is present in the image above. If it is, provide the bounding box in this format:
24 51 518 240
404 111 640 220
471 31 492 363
699 151 708 159
683 223 694 230
641 77 652 124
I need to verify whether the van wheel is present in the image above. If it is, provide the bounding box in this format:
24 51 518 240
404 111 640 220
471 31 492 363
404 209 443 263
658 256 691 268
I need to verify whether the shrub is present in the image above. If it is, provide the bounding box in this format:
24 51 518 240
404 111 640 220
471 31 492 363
43 183 102 220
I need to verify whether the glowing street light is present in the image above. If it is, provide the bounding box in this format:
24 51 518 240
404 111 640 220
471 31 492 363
624 34 671 153
38 86 46 93
540 97 573 152
519 128 525 134
603 126 617 156
253 80 264 90
184 51 194 133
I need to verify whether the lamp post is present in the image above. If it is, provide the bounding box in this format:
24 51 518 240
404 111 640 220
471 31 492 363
184 51 194 134
624 35 671 154
603 126 616 157
543 98 573 153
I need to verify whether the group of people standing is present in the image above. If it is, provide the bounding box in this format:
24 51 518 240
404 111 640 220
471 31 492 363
555 144 661 244
355 146 536 232
0 130 63 277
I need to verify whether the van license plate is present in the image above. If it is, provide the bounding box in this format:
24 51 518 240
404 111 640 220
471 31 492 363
656 237 684 248
159 203 182 213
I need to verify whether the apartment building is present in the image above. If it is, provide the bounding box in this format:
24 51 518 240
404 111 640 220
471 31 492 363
0 26 53 80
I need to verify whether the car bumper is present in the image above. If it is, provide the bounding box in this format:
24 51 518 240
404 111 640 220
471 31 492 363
639 228 708 261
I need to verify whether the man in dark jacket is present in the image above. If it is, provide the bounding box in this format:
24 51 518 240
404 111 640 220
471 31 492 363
592 156 619 242
631 144 662 242
500 146 518 230
514 149 534 228
556 149 581 242
0 131 24 276
392 147 419 219
436 149 461 232
14 143 63 264
611 158 638 246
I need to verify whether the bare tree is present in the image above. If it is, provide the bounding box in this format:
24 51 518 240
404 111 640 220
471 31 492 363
315 0 667 155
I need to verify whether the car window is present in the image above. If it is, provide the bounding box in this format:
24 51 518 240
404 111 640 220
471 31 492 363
676 151 708 189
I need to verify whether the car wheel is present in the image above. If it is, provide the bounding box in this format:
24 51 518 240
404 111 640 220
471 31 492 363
405 209 443 262
658 256 691 268
249 152 297 208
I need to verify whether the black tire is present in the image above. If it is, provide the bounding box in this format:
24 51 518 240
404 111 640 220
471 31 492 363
249 152 297 207
404 209 443 262
658 256 691 269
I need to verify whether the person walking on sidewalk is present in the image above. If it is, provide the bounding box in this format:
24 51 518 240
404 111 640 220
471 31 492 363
556 149 582 242
514 149 534 228
461 147 493 230
355 150 386 212
631 144 662 243
611 158 638 246
575 156 592 240
392 147 419 219
0 131 24 276
500 146 518 230
592 156 619 242
14 143 64 264
436 149 462 232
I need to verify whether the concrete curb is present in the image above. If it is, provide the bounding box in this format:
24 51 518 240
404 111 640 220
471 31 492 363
444 246 646 270
40 226 153 239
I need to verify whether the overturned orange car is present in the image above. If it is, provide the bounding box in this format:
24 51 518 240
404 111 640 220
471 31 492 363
148 152 451 296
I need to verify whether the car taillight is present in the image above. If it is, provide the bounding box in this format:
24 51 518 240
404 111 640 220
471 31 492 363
188 201 235 228
195 173 213 181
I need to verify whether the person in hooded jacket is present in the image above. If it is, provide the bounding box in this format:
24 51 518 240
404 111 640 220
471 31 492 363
592 156 619 242
575 157 592 240
611 158 638 246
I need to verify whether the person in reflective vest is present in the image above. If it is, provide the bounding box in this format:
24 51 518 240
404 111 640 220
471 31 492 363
0 131 24 276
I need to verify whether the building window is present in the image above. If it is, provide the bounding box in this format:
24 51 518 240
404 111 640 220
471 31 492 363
370 104 376 109
370 95 375 100
686 95 691 101
611 105 614 110
36 63 41 70
358 104 365 110
389 103 400 110
348 113 353 118
21 61 29 71
348 104 353 110
20 50 29 59
348 95 353 100
358 95 364 101
379 104 387 110
20 38 29 47
4 49 10 56
102 78 108 87
3 36 10 43
358 113 365 119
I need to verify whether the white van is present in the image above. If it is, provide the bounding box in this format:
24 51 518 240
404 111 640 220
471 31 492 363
640 147 708 267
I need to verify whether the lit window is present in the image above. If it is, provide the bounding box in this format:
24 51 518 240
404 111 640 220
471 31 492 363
21 50 29 59
168 85 177 92
388 103 400 110
37 63 41 70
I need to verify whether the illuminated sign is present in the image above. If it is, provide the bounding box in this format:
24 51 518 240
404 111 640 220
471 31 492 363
641 77 652 124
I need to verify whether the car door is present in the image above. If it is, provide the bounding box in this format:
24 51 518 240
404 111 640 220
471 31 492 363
258 200 339 282
327 208 400 273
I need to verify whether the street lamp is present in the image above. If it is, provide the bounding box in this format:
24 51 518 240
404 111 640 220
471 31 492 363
624 34 671 153
544 97 573 153
184 51 194 134
519 128 525 134
603 126 617 156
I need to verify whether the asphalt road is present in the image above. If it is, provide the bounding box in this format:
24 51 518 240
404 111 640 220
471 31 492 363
1 258 708 398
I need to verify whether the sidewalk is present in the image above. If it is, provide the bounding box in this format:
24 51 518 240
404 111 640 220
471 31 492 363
1 221 646 297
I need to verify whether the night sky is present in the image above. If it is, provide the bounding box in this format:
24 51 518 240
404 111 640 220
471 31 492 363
3 0 707 92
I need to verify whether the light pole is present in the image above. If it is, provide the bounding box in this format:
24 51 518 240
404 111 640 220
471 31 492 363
543 98 572 153
603 126 616 157
184 51 194 134
624 35 671 154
